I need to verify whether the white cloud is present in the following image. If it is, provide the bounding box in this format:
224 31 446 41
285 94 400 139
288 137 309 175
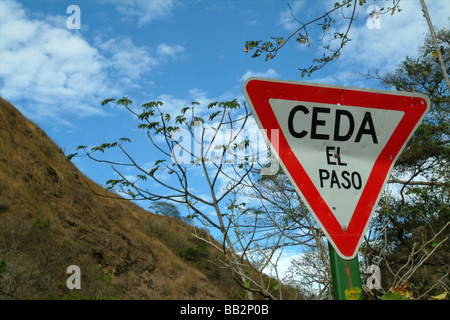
311 71 366 88
274 0 448 86
0 1 109 123
245 20 261 27
279 0 307 31
157 43 185 60
262 248 305 281
96 37 159 85
156 93 189 116
109 0 177 26
0 1 180 126
240 69 280 82
155 87 233 118
329 0 449 73
188 88 215 110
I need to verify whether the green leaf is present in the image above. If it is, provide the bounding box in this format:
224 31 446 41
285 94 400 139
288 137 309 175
149 166 159 176
227 98 240 109
245 40 261 51
0 260 7 279
90 142 119 153
381 291 408 300
138 124 151 130
208 111 222 121
119 137 131 143
207 101 218 109
138 122 160 130
181 106 190 114
101 98 116 106
105 179 123 190
141 101 162 109
137 174 147 181
166 126 179 133
127 190 136 200
193 116 204 124
65 153 78 161
117 97 132 107
429 292 447 300
219 99 240 110
272 282 280 291
175 115 186 124
138 110 155 120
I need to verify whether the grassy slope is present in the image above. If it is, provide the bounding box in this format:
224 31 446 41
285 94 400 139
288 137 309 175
0 97 241 300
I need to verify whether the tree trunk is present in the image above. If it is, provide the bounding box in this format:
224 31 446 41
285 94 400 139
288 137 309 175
419 0 450 92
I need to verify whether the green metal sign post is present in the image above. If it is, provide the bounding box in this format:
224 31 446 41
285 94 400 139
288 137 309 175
328 242 363 300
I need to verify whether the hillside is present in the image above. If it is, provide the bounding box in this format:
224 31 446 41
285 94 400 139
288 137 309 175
0 97 242 300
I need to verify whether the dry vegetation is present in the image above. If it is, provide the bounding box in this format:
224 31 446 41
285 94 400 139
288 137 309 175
0 97 246 299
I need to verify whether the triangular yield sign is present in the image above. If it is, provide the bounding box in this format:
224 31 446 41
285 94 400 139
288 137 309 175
243 78 430 259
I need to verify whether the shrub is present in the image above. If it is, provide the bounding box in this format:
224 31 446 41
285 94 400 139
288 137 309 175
0 260 7 279
180 244 209 262
33 217 50 229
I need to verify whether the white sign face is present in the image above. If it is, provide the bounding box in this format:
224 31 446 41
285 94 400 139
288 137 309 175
269 99 404 229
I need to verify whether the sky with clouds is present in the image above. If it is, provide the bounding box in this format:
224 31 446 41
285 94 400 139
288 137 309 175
1 0 449 278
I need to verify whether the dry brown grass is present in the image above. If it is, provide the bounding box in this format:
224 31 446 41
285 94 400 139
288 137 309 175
0 97 243 300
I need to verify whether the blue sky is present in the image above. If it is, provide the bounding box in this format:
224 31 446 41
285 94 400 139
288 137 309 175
1 0 449 278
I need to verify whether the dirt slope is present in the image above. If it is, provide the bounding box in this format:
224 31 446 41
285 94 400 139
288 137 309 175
0 97 239 300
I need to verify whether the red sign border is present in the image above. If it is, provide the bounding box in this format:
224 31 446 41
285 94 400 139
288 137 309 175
243 78 430 259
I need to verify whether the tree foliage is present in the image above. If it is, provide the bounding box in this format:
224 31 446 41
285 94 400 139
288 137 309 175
361 29 449 299
149 200 190 223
